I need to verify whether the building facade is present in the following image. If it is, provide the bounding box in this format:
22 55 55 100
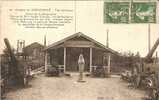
44 32 120 73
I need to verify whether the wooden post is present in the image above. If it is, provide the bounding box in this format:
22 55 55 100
107 53 111 76
106 29 109 48
64 47 66 73
90 48 92 73
156 52 158 64
44 51 48 73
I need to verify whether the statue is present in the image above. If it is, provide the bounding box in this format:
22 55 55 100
78 54 85 82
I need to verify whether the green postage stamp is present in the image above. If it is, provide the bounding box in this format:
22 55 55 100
104 1 156 23
104 2 129 23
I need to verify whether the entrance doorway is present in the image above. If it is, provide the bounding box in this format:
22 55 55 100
66 47 90 72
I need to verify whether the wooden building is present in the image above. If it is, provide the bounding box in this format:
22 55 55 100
23 42 44 60
23 42 45 70
44 32 120 73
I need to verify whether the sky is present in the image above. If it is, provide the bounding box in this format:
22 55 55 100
0 0 159 57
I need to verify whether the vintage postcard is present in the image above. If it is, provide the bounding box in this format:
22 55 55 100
0 0 159 100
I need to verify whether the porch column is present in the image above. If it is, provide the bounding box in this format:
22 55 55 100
107 53 111 75
64 47 66 73
90 48 92 72
44 51 48 73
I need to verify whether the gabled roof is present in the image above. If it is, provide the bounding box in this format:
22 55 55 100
24 42 44 50
45 32 119 55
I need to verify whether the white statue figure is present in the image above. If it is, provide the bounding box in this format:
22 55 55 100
78 54 85 82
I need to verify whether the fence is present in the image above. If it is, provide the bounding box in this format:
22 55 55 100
1 54 10 96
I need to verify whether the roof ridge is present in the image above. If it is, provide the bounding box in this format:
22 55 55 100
44 32 119 55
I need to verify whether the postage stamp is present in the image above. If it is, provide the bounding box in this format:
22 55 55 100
104 1 156 23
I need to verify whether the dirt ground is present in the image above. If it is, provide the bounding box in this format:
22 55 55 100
4 73 146 100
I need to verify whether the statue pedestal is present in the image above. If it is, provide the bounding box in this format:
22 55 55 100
77 80 86 82
77 72 86 82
